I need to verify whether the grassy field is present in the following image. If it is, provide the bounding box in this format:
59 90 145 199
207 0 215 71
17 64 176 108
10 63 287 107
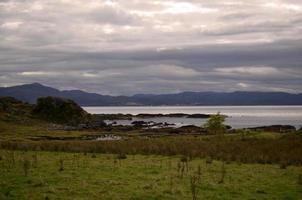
1 119 302 199
1 96 302 199
0 150 301 200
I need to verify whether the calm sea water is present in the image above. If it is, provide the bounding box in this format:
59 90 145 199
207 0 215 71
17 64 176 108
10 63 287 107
83 106 302 129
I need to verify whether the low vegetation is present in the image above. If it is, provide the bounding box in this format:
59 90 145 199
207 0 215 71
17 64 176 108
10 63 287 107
0 96 33 122
1 150 301 200
1 133 302 165
1 96 302 199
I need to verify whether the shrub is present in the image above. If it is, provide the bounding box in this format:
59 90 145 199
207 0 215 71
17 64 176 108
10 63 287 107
180 156 188 163
32 154 38 168
279 160 288 169
298 175 302 185
117 153 127 160
206 156 213 164
23 159 30 176
0 97 33 122
190 175 198 200
59 159 64 171
204 112 226 135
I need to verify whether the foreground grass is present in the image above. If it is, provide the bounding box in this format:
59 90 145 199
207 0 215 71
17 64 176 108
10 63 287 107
0 150 301 200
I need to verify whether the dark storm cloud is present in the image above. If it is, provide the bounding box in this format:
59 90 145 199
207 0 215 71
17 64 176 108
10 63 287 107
0 0 302 94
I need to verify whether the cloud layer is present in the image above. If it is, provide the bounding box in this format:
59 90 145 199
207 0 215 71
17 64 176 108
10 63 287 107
0 0 302 95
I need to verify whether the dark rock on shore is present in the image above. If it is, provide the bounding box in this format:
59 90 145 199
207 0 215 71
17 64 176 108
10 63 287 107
186 114 211 118
135 113 212 118
247 125 296 133
81 120 107 129
225 125 232 130
165 113 188 117
94 114 132 120
135 113 165 118
131 121 148 127
131 120 175 128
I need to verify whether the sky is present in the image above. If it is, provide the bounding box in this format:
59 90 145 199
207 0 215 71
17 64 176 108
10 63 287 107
0 0 302 95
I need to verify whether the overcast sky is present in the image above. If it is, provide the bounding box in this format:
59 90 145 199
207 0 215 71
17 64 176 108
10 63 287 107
0 0 302 95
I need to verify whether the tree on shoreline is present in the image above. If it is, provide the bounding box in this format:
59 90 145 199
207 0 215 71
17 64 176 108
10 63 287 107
204 112 226 135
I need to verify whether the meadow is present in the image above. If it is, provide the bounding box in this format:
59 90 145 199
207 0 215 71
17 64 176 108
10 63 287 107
1 150 302 200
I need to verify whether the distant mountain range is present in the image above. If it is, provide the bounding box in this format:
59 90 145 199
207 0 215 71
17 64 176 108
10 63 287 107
0 83 302 106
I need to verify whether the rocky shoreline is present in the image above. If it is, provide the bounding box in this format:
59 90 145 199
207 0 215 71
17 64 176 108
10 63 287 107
48 120 298 134
2 96 300 139
94 113 214 120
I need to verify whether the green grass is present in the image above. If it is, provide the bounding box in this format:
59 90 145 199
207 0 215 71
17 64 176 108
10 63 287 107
1 120 302 199
0 150 301 200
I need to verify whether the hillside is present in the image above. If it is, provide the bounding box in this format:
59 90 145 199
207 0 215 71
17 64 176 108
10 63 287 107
0 96 89 125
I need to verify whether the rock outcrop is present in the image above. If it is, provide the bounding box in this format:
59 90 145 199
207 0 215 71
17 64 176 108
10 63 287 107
33 96 89 125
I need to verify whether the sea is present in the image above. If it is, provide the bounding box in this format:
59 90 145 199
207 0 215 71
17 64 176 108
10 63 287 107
83 106 302 129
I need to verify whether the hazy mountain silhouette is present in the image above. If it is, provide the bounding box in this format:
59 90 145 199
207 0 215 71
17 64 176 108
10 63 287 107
0 83 301 106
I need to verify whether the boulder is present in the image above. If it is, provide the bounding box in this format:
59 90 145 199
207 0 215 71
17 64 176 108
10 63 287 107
94 114 132 120
131 120 148 127
135 113 165 118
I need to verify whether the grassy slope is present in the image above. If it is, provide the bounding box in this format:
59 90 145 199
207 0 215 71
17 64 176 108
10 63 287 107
0 121 103 141
0 150 301 200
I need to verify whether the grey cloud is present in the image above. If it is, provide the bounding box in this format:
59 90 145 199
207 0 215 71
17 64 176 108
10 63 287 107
88 5 140 25
0 0 302 94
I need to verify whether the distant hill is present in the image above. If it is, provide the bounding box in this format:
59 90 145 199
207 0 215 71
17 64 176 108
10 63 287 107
0 83 302 106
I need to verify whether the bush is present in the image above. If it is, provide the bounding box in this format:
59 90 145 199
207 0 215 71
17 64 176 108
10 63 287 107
117 153 127 160
0 97 33 121
204 112 226 135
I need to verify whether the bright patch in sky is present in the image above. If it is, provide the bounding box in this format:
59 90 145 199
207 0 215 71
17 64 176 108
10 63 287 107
1 22 23 29
160 2 218 14
19 71 50 76
215 67 280 76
